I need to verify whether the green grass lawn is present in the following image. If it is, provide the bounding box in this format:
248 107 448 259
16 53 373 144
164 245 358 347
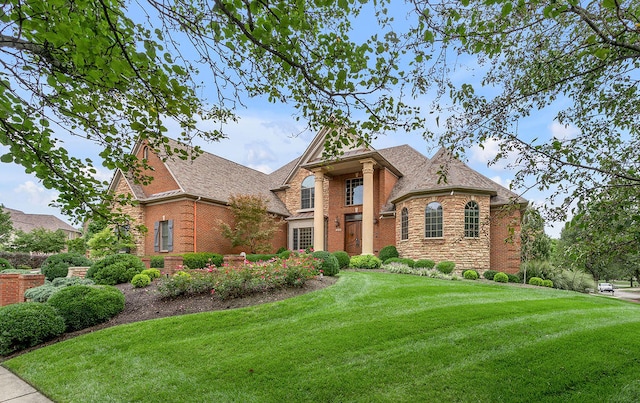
5 271 640 402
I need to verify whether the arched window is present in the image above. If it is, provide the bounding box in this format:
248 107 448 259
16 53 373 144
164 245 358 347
401 208 409 240
425 202 443 238
465 201 480 238
301 176 315 209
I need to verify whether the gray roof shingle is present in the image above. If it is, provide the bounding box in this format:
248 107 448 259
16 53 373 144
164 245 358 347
4 207 81 235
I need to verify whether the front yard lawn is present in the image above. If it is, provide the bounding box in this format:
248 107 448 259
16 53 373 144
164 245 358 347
5 271 640 402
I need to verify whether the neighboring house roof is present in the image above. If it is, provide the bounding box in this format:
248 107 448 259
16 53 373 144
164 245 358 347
4 207 81 235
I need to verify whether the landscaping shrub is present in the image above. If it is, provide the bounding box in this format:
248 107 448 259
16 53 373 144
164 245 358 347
332 251 350 269
519 260 556 282
507 274 520 283
245 254 277 263
0 252 48 270
0 302 65 355
0 257 14 271
349 255 382 269
463 270 479 280
483 270 498 280
25 278 95 303
414 259 435 269
435 261 456 274
41 253 93 281
0 269 32 274
312 251 340 276
141 268 161 280
378 245 399 262
528 277 544 286
543 279 554 288
494 272 509 283
17 264 32 270
278 249 291 259
150 256 164 269
276 247 287 254
548 269 595 293
182 252 223 268
131 273 151 288
47 285 125 331
384 257 415 267
86 254 145 285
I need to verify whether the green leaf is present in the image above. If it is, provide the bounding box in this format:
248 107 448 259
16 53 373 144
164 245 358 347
0 153 13 163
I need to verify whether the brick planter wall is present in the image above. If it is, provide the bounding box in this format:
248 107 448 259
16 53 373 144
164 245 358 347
67 267 89 278
0 273 46 306
163 256 184 276
223 255 247 267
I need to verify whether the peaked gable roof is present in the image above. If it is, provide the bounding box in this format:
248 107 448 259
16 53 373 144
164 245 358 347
4 207 81 234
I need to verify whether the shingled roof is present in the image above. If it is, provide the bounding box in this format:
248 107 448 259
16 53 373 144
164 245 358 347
4 207 81 235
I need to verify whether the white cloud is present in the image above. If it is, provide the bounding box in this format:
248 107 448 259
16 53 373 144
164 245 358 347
15 181 58 207
469 138 518 170
549 122 580 140
490 176 512 188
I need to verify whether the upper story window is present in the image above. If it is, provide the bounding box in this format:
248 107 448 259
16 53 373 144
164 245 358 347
464 201 480 238
301 176 315 209
345 177 363 206
425 202 443 238
401 208 409 240
142 146 149 160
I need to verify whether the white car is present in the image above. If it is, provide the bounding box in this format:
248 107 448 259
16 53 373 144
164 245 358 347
597 283 614 293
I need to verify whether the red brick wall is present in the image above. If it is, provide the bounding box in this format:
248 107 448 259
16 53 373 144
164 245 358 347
136 143 180 196
490 206 523 274
0 273 45 306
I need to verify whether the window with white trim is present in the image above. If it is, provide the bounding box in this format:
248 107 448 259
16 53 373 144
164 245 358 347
425 202 443 238
464 201 480 238
301 176 315 209
293 227 313 251
345 177 363 206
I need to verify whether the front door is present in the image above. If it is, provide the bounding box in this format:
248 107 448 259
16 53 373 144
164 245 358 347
345 215 362 255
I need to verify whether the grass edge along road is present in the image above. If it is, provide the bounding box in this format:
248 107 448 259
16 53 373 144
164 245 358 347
5 271 640 402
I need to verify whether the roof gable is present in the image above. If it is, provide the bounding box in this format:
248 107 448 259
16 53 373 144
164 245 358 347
4 207 80 234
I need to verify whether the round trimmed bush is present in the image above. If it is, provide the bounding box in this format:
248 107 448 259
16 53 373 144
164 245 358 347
278 249 292 259
182 252 224 268
463 270 479 280
507 274 520 283
543 279 554 288
131 273 151 288
0 302 65 355
0 257 14 272
378 245 399 262
47 285 125 331
528 277 544 286
332 251 350 269
141 268 161 280
150 256 164 269
87 254 146 285
414 259 436 269
494 272 509 283
435 261 456 274
483 270 498 280
41 253 93 281
312 251 340 276
349 255 382 269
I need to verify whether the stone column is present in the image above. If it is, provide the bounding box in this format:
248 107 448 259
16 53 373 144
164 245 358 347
313 168 325 251
360 159 376 255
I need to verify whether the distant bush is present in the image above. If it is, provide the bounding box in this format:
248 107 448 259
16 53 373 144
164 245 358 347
41 253 92 281
483 270 498 280
384 257 415 267
182 252 223 268
349 255 382 269
414 259 435 269
86 254 145 285
47 285 125 331
528 277 544 286
543 279 554 288
519 260 556 282
507 274 520 283
245 254 277 263
552 269 596 293
141 268 161 280
0 269 32 274
0 302 65 355
463 270 479 280
494 272 509 283
0 252 48 270
312 251 339 276
378 245 399 262
332 251 350 269
435 261 456 274
150 256 164 269
0 257 14 271
131 273 151 288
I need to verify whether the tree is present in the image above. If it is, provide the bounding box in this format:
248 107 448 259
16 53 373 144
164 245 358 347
220 194 282 254
87 227 135 259
520 207 552 262
0 205 14 250
11 228 67 253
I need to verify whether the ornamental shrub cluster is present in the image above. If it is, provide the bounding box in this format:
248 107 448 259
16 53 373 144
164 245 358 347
463 270 479 280
349 255 382 269
47 285 125 331
493 272 509 283
378 245 399 262
385 257 415 267
87 254 145 285
435 261 456 274
24 277 95 302
157 253 321 300
131 274 151 288
384 263 457 280
141 268 161 280
181 252 224 269
0 303 66 355
40 253 93 281
312 251 340 276
332 251 350 269
483 270 498 280
414 259 436 269
0 252 48 270
528 277 544 286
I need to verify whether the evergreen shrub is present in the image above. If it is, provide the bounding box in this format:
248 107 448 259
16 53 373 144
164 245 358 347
507 274 520 283
378 245 399 262
494 272 509 283
349 255 382 269
181 252 223 268
131 273 151 288
312 251 340 276
47 285 125 331
141 268 161 280
41 253 92 281
150 256 164 269
86 254 145 285
0 257 14 271
414 259 435 269
435 261 456 274
0 302 65 355
543 279 554 288
483 270 498 280
463 270 479 280
332 251 350 269
528 277 544 286
384 257 415 267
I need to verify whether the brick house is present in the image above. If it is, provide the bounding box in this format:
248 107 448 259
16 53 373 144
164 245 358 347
109 129 527 273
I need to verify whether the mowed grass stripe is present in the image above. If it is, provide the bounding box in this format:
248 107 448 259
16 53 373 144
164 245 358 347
5 271 640 402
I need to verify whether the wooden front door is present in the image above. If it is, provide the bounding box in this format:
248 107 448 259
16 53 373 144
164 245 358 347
345 219 362 255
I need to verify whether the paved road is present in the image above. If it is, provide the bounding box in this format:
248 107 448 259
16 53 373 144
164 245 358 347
596 287 640 302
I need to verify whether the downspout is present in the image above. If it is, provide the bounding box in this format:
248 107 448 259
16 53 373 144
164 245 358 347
194 197 201 252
